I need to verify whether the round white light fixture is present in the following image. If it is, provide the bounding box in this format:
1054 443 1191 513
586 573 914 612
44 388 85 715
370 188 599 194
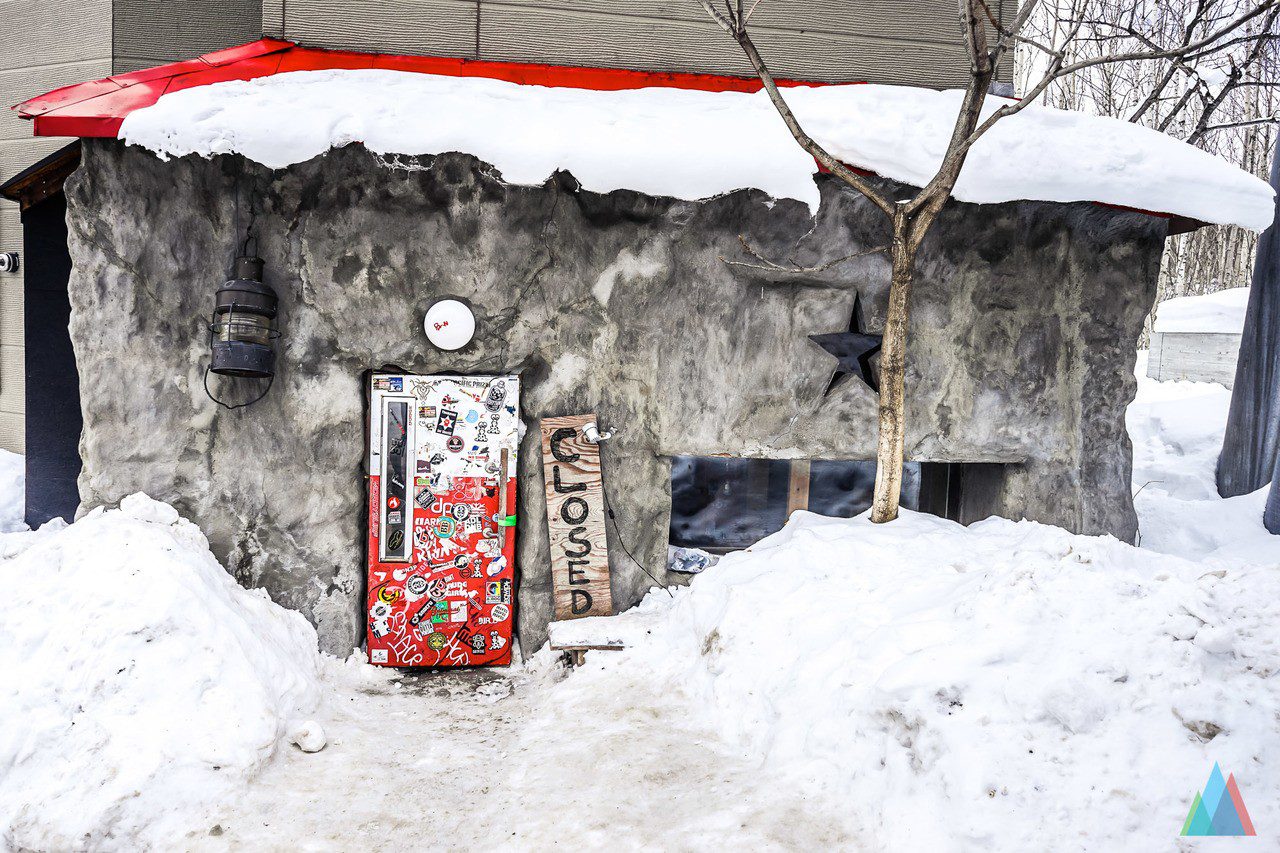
423 299 475 350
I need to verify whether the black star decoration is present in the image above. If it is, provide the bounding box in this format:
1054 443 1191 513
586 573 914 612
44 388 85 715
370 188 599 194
808 293 882 394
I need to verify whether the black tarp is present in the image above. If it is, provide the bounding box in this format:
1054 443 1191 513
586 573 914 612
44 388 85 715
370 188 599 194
1218 148 1280 522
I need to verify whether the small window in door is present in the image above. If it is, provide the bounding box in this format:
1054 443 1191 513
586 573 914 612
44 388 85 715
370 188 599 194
379 398 413 562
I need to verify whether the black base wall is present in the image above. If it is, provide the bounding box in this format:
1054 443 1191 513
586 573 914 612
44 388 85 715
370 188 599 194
23 191 82 526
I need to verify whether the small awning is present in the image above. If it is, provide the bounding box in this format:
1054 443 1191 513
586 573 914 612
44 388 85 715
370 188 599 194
13 40 1269 232
13 38 791 139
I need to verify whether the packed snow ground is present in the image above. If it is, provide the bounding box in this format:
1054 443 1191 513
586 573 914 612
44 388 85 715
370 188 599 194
1 358 1276 850
119 70 1275 229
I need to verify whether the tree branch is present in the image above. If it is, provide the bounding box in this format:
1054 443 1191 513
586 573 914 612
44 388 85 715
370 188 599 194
693 0 896 217
1200 115 1280 132
722 236 889 275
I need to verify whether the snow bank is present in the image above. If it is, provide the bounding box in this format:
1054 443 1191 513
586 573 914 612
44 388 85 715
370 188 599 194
0 493 323 850
0 450 25 533
118 70 1275 230
1153 287 1251 334
1127 357 1232 500
1127 351 1277 565
552 509 1280 850
546 358 1279 850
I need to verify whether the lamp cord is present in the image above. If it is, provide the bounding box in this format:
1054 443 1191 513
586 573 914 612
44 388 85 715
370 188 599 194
600 482 674 598
203 367 273 410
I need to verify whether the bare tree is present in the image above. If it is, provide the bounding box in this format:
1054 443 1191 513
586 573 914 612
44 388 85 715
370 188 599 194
696 0 1278 523
1016 0 1279 333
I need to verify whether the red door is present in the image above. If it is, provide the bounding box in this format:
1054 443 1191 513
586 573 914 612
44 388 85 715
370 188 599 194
366 373 519 666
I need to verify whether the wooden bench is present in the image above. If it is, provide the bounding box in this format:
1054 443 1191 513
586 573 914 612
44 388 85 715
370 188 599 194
549 641 625 667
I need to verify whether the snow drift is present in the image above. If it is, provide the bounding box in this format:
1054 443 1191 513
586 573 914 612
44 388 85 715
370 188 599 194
118 70 1275 230
552 507 1280 850
0 450 24 533
0 494 323 850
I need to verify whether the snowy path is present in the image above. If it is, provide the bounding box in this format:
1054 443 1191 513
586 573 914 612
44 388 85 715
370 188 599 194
198 664 859 851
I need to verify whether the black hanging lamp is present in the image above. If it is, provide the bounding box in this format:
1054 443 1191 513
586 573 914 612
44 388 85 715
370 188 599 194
204 256 280 409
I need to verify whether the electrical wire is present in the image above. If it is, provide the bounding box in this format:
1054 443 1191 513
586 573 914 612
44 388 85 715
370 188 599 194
601 483 674 598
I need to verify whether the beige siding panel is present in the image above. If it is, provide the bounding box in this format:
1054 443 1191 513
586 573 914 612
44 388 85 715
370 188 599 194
0 269 21 350
0 410 23 453
286 0 479 57
113 0 262 67
489 0 970 50
480 5 976 87
0 137 68 187
0 344 23 416
0 58 114 142
0 0 111 71
0 199 18 246
263 0 285 37
0 203 20 354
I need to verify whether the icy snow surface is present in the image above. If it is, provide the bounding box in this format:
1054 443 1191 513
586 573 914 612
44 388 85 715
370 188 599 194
1153 286 1251 334
0 494 323 850
118 69 1275 230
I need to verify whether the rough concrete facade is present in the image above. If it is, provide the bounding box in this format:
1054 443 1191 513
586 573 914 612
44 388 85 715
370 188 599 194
65 140 1164 655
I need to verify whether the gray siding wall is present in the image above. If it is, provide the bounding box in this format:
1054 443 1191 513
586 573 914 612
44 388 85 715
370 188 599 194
262 0 1014 87
112 0 262 73
0 0 114 453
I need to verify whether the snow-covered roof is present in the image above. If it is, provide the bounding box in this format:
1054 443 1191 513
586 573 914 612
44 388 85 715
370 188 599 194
1153 287 1251 334
116 69 1275 230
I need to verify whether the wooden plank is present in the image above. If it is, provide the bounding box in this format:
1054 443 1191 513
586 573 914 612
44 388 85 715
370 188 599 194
285 0 479 58
541 414 613 620
786 459 811 516
479 4 979 87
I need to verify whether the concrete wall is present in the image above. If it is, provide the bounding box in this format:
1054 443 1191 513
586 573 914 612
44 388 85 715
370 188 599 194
65 141 1163 656
1148 331 1242 387
262 0 1015 88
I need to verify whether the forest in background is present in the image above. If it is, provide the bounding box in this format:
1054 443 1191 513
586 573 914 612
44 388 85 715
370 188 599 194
1016 0 1277 335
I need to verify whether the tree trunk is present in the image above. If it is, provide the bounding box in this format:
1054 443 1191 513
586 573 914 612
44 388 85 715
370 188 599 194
871 204 915 523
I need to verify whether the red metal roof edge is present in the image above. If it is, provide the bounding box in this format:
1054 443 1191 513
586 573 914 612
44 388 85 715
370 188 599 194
9 39 1198 230
13 38 825 139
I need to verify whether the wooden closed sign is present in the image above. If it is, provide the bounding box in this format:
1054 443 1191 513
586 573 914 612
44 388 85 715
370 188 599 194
541 414 612 620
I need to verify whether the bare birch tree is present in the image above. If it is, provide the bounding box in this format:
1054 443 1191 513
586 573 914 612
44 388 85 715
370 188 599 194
1016 0 1279 334
695 0 1279 523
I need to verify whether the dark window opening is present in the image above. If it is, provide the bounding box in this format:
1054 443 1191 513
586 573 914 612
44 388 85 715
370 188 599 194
670 456 1002 552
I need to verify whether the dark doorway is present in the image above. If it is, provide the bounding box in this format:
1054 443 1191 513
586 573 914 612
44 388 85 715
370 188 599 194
22 189 82 526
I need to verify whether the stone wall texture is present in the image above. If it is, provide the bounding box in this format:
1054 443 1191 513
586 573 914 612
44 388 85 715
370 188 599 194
65 140 1165 655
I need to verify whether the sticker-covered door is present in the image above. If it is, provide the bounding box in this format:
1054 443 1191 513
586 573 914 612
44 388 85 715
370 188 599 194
367 373 519 666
